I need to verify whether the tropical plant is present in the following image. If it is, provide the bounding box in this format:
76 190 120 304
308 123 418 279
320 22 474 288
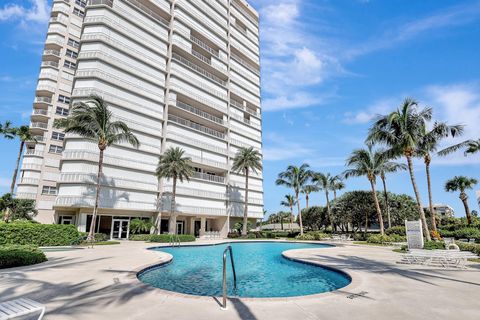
54 95 139 241
0 121 15 139
378 151 407 229
343 145 386 235
330 175 345 201
439 138 480 157
301 184 318 209
416 122 463 231
367 98 432 240
312 172 334 230
155 147 194 234
301 206 326 231
280 194 297 228
0 193 37 222
129 218 154 234
444 176 478 225
231 147 262 236
276 164 312 235
9 126 37 195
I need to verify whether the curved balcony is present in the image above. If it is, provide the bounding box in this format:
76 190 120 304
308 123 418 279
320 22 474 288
24 149 44 157
41 61 59 69
31 108 49 121
21 163 42 171
15 193 37 200
33 96 52 106
18 177 39 185
55 196 157 211
36 84 56 95
30 122 48 131
43 49 61 58
45 35 65 48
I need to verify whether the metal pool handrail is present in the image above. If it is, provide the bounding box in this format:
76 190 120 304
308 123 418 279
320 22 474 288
221 245 237 310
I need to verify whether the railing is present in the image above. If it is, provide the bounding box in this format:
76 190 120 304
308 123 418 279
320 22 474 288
21 163 42 170
232 0 258 26
43 49 61 57
60 172 157 191
29 135 46 143
190 34 219 57
55 196 157 210
172 53 226 86
32 109 48 116
161 204 227 216
169 114 225 139
231 52 259 76
34 96 52 104
24 149 43 157
87 0 113 7
193 172 225 183
221 245 237 310
163 185 227 200
122 0 169 27
191 49 211 65
36 84 56 93
19 177 39 185
169 82 227 114
186 153 228 170
175 100 224 125
15 193 37 200
30 122 48 129
166 132 227 155
41 61 59 68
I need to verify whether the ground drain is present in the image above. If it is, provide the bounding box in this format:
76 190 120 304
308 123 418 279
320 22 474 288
346 291 368 299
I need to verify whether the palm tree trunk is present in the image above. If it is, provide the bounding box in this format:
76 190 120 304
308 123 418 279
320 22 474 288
406 155 431 241
306 194 309 209
296 192 303 235
460 193 472 225
370 179 384 235
381 175 391 229
325 191 333 230
170 175 177 235
290 206 293 229
425 158 437 232
242 169 249 236
333 190 337 201
88 148 104 241
364 210 368 237
10 140 24 194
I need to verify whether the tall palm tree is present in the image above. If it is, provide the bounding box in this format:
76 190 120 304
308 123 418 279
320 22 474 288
0 121 15 139
378 157 407 229
54 95 139 240
280 194 297 229
367 98 432 240
343 145 386 235
232 147 262 236
301 184 318 209
439 138 480 157
276 164 312 235
312 172 334 230
156 147 194 234
416 122 464 231
9 126 37 194
330 175 345 200
444 176 478 225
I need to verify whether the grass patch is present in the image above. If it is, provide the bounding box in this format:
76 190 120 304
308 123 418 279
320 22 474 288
468 258 480 263
79 241 121 246
392 248 407 253
353 241 390 247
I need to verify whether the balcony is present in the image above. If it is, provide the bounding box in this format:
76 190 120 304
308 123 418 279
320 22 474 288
62 150 157 172
30 122 48 130
41 60 59 69
193 172 225 184
15 193 37 200
49 15 68 25
166 132 227 155
231 52 259 76
28 135 46 143
161 203 227 216
190 34 219 58
18 177 39 185
51 3 70 15
45 35 65 47
163 185 227 200
60 172 157 191
169 114 225 139
43 49 61 58
36 84 56 94
55 196 156 211
21 163 42 171
172 53 226 86
34 96 52 105
122 0 169 27
24 149 43 157
186 153 228 170
87 0 113 7
230 99 260 118
173 100 224 125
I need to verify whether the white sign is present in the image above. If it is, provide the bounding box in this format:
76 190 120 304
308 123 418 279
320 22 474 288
405 220 424 249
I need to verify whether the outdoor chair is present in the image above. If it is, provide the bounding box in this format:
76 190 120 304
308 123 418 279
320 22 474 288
0 298 45 320
400 249 478 269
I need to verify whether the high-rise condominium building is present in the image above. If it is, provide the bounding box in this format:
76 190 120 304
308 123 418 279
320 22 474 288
16 0 263 239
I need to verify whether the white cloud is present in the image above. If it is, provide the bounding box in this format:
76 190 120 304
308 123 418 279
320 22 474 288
0 0 49 23
263 92 322 111
343 98 396 124
262 131 313 161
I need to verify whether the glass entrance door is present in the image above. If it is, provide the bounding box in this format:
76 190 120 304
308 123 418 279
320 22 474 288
176 221 184 235
111 219 129 239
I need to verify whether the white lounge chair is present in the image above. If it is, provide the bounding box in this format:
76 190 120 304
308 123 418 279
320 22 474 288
0 298 45 319
401 249 478 269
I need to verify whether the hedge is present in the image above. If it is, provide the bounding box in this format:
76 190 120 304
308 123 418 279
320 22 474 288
385 226 406 236
457 241 480 256
439 227 480 240
0 223 80 246
0 245 47 269
367 234 406 244
129 234 196 242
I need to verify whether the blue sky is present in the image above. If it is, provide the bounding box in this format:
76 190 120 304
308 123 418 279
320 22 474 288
0 0 479 218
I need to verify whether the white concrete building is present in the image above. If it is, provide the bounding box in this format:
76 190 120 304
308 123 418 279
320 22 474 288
17 0 263 239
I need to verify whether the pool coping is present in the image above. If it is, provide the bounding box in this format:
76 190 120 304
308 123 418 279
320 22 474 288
124 240 360 302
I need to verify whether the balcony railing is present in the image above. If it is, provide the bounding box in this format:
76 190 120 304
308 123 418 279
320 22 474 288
34 96 52 104
172 53 226 86
175 100 224 125
169 114 225 139
191 49 211 65
43 49 61 57
24 149 43 157
30 122 48 130
60 172 157 191
29 135 46 143
36 84 56 93
231 52 259 76
32 109 48 116
190 34 219 57
21 163 42 171
87 0 113 7
19 177 39 185
55 196 156 210
230 99 260 118
122 0 169 27
161 203 227 216
163 185 227 200
41 61 59 68
232 0 259 26
166 132 227 155
15 193 37 200
193 172 225 183
186 153 228 170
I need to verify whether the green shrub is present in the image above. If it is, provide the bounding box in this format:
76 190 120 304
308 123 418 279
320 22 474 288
0 223 80 246
353 233 367 241
454 228 480 239
367 234 405 244
386 226 406 236
423 241 445 250
129 234 152 241
457 241 480 255
0 245 47 269
246 233 257 239
308 232 330 240
260 231 274 238
227 232 240 239
295 233 316 241
149 234 196 243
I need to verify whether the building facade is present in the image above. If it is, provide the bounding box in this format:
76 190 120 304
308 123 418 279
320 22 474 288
17 0 263 239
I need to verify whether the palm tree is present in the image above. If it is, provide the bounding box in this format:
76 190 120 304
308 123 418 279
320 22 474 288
343 146 386 235
280 194 297 229
301 184 318 209
156 147 194 234
439 138 480 157
232 147 262 236
330 175 345 200
417 122 464 231
276 164 312 235
367 98 432 241
54 95 139 241
444 176 478 225
312 172 334 230
378 156 407 229
9 126 37 194
0 121 15 139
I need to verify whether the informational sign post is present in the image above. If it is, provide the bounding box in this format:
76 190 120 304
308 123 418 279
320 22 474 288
405 220 424 249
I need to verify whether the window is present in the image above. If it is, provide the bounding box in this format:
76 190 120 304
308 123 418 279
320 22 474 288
65 49 78 59
67 38 80 48
75 0 87 8
63 60 76 70
51 132 65 141
55 106 69 116
42 186 57 195
58 95 70 104
49 145 63 154
73 8 85 18
59 215 75 225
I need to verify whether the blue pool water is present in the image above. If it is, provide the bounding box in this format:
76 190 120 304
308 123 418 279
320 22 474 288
138 242 351 298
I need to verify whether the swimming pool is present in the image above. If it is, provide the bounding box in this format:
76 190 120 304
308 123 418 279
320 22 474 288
138 241 351 298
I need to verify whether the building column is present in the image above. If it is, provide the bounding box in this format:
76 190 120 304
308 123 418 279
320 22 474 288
168 214 177 234
154 212 162 234
200 217 206 237
77 213 87 232
188 217 195 236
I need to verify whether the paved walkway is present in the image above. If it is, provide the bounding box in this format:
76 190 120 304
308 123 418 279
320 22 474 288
1 240 479 320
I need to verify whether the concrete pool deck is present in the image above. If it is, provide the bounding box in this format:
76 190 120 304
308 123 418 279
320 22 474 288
1 240 479 320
